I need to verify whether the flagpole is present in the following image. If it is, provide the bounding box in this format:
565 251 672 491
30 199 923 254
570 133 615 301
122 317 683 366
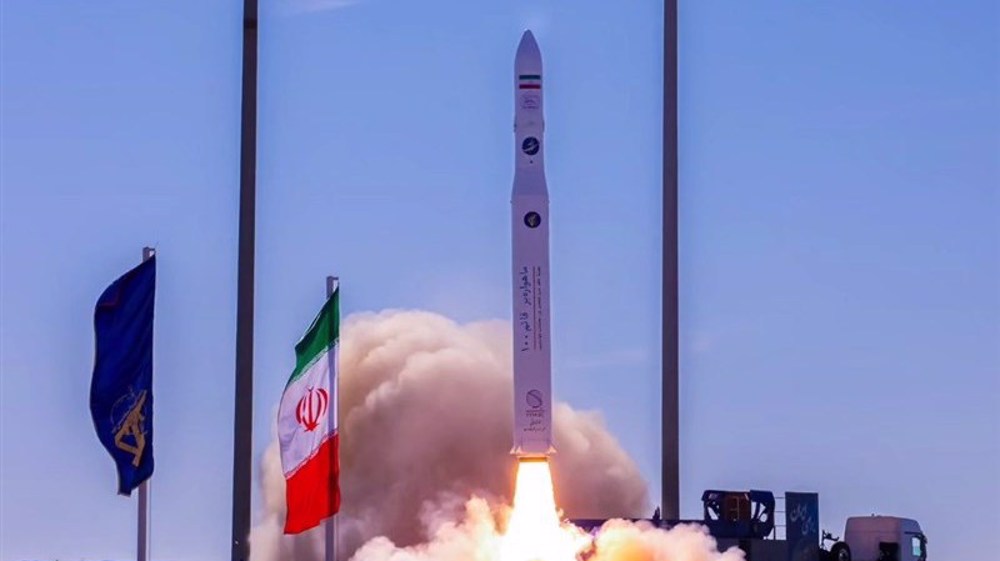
325 275 339 561
138 246 155 561
661 0 680 522
137 480 149 561
232 0 258 559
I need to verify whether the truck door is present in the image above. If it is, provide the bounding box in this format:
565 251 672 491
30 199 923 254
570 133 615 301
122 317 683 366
878 542 899 561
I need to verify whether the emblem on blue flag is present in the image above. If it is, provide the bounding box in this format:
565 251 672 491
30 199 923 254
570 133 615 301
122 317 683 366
89 256 156 496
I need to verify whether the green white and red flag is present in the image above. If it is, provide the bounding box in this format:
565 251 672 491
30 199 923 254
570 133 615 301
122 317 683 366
278 285 340 534
518 74 541 89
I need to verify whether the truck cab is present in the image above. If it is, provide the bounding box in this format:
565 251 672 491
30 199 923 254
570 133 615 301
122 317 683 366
842 516 927 561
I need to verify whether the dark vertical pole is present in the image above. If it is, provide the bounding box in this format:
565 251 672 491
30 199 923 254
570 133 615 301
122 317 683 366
662 0 680 522
138 247 155 561
232 0 258 559
325 276 339 561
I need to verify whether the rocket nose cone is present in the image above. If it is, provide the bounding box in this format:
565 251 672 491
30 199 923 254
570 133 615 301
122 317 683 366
519 30 538 49
515 30 542 72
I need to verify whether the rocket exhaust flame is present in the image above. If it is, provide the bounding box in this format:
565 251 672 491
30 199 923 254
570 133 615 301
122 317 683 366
501 459 588 561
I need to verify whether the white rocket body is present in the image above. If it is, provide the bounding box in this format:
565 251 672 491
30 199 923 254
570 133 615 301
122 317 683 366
511 31 555 458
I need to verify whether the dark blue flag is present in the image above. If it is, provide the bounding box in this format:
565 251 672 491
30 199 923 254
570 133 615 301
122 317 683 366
89 256 156 496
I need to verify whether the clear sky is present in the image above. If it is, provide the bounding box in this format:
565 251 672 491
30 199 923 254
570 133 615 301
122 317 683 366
1 1 997 560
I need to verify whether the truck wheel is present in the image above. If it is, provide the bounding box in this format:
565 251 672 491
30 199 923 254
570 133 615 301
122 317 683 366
830 542 852 561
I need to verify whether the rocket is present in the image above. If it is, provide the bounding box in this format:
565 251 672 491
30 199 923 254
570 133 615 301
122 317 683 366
511 30 555 459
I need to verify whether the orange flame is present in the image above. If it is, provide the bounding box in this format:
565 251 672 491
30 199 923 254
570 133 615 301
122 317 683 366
501 459 590 561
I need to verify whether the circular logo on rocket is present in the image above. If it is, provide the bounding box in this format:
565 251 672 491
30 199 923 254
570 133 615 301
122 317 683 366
526 389 544 409
521 137 540 155
524 212 541 228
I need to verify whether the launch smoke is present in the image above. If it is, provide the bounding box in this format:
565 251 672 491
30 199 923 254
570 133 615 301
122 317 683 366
249 310 740 561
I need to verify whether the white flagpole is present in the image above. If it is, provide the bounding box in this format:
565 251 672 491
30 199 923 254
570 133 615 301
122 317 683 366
138 246 155 561
325 275 339 561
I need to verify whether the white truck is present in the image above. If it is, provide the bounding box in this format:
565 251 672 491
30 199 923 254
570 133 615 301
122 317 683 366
822 516 928 561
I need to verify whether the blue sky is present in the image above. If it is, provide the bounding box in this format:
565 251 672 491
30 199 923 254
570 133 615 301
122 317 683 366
1 1 997 560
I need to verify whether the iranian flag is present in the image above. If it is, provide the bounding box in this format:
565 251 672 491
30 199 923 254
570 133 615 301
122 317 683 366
278 285 341 534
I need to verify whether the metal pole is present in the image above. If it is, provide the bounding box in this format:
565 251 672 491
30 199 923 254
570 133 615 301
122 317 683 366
138 246 155 561
232 0 258 559
137 469 150 561
662 0 680 522
325 276 339 561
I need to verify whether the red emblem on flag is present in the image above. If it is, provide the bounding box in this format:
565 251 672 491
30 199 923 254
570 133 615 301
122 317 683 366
295 388 329 432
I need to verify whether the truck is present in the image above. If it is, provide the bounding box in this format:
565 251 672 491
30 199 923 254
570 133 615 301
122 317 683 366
825 515 928 561
571 489 928 561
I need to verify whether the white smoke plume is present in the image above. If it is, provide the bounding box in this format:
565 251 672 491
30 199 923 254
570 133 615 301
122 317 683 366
250 310 741 561
348 498 744 561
